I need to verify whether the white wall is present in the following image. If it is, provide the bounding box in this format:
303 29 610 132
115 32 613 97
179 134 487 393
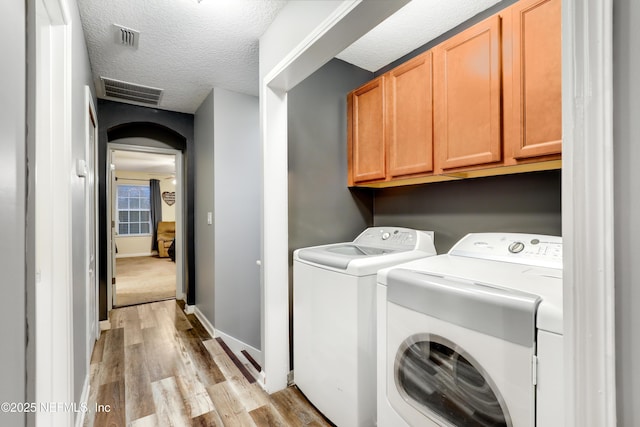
69 0 97 409
20 0 95 417
259 0 344 78
0 1 26 424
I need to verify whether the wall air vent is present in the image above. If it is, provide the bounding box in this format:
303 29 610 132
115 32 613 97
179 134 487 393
113 24 139 48
100 77 163 106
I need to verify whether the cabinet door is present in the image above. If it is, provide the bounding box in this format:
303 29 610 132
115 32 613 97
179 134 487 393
348 77 386 184
504 0 561 161
386 51 434 178
434 16 502 172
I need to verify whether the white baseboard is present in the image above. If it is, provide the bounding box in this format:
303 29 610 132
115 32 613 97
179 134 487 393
191 306 263 368
192 306 215 338
191 306 266 388
99 320 111 331
214 328 263 369
75 376 90 427
115 252 153 259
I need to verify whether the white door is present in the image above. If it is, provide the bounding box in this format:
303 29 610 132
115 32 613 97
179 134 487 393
86 87 99 354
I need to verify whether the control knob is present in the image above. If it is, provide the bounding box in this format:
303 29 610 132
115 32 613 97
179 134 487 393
508 241 525 254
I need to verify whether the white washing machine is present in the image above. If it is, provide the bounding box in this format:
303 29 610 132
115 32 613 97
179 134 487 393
376 233 563 427
293 227 437 427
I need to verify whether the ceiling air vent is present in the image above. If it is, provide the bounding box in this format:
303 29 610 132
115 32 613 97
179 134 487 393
100 77 163 106
113 24 139 48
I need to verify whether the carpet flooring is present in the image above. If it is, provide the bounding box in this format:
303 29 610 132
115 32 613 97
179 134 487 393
115 256 176 307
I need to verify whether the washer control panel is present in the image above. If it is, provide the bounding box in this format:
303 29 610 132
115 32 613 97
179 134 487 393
354 227 434 252
449 233 562 269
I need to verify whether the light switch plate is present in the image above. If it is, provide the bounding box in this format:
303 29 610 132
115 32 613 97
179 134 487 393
76 159 87 177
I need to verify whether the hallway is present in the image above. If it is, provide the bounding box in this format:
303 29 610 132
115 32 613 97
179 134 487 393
84 300 330 426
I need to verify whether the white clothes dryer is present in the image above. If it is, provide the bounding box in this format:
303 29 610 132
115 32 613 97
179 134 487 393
293 227 437 427
376 233 563 427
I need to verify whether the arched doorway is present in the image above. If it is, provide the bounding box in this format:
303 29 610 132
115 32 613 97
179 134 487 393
97 112 195 324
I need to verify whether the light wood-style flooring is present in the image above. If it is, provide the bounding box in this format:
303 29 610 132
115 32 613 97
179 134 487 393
84 299 331 427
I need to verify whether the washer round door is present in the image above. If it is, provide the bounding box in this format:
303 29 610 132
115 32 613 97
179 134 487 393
394 334 511 427
385 299 535 427
385 269 539 427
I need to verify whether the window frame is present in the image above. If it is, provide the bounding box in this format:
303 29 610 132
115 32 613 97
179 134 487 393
115 183 152 237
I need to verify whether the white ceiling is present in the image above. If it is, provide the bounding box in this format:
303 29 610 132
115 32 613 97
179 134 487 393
336 0 501 72
78 0 501 114
112 150 176 174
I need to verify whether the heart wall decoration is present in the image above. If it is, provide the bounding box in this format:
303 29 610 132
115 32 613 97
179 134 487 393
162 191 176 206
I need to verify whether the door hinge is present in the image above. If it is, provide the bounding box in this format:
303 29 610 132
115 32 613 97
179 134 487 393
532 355 538 386
112 277 116 285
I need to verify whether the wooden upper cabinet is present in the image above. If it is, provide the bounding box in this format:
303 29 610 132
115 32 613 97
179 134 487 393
386 51 434 178
346 0 562 188
348 77 386 185
434 15 502 173
503 0 562 162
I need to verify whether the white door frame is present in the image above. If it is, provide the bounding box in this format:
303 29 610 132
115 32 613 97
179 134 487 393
34 0 73 425
107 143 184 311
561 0 616 425
260 0 411 393
84 86 99 361
107 148 115 312
260 0 617 424
105 148 117 310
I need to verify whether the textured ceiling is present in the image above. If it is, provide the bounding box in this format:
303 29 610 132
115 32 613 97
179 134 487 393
78 0 502 114
336 0 501 72
77 0 288 113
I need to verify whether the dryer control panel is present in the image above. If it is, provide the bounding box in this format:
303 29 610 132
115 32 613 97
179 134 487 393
449 233 562 269
354 227 435 252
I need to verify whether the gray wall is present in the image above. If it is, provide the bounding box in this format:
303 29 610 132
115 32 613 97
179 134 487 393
213 88 261 350
194 91 216 326
614 0 640 424
288 58 374 253
69 0 97 406
374 171 562 253
288 58 375 366
0 1 26 425
194 88 262 351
